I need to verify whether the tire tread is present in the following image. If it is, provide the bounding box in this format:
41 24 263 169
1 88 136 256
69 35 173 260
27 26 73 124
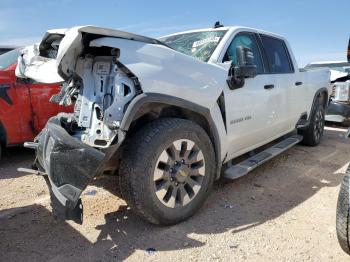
336 165 350 254
119 118 214 225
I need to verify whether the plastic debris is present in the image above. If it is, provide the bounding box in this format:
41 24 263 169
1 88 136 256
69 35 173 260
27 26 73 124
85 189 97 196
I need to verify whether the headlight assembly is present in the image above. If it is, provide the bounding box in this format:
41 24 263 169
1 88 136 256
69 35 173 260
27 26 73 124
333 81 350 102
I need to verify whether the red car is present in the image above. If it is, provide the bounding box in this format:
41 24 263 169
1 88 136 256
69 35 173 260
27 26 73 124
0 49 71 159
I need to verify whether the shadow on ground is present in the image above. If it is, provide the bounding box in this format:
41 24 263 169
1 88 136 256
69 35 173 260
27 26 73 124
0 127 349 261
0 147 34 179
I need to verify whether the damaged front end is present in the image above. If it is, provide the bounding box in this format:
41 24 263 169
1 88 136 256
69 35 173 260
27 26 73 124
16 26 152 223
31 115 127 224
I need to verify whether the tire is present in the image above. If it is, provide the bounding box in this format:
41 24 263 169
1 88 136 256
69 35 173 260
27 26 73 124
299 100 325 146
119 118 216 225
336 165 350 255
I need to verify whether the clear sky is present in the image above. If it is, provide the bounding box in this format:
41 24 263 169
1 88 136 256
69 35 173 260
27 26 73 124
0 0 348 66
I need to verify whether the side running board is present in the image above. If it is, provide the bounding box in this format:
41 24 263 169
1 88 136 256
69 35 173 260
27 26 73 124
223 135 303 180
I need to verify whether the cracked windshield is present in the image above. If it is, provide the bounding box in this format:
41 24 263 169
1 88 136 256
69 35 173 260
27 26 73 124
160 30 227 62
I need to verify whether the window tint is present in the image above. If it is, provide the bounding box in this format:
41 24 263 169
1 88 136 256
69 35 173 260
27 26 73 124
260 35 293 73
223 33 264 74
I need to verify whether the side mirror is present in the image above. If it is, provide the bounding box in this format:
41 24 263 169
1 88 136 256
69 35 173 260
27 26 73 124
227 46 257 90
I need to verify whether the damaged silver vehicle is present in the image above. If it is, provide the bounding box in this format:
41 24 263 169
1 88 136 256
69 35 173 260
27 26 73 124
16 25 330 225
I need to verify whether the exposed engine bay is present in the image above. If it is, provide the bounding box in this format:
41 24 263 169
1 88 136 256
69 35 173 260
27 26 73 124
56 53 140 148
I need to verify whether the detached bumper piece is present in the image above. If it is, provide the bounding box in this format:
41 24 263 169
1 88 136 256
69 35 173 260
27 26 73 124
35 117 105 224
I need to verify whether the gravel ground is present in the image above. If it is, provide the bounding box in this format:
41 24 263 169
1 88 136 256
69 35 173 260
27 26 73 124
0 126 349 262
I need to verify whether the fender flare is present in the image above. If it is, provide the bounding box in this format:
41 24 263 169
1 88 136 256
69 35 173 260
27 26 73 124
120 92 222 178
309 87 329 120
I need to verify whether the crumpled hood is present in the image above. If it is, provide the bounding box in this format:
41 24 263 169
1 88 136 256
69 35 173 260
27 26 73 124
16 44 64 83
16 26 165 83
15 25 226 109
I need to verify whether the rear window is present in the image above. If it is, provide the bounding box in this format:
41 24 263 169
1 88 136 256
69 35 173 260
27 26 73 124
0 49 21 70
260 35 293 73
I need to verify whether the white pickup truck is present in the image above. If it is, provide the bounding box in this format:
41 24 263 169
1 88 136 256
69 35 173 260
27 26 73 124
16 24 331 225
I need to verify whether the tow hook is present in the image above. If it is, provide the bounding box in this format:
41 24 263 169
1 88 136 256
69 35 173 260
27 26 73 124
23 141 38 149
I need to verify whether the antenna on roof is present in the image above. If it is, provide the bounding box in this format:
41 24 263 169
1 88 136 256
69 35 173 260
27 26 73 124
213 21 224 29
347 37 350 63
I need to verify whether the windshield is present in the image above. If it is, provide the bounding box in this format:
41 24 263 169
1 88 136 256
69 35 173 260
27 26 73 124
305 62 350 73
160 30 227 62
0 49 21 70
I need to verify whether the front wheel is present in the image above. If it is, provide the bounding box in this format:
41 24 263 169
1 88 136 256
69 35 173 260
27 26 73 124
336 165 350 255
119 118 216 225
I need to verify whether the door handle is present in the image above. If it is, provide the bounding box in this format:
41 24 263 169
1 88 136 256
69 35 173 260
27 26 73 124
264 84 274 90
295 81 303 86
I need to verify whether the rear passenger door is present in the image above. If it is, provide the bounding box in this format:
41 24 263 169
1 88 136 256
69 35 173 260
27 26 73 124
259 34 297 134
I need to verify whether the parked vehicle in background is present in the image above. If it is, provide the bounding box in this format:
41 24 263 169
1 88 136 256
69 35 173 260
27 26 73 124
305 38 350 125
17 25 330 225
0 49 71 159
305 61 350 73
0 46 17 55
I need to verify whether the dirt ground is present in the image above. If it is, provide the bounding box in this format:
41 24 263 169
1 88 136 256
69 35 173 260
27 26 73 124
0 126 350 262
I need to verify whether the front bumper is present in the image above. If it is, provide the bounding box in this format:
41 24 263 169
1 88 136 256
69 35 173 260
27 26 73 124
325 101 350 123
34 116 122 223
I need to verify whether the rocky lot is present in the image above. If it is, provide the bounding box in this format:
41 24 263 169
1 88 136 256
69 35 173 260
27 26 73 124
0 126 350 261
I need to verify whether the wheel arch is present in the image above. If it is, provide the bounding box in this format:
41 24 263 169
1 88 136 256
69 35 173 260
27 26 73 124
309 87 328 120
120 93 223 179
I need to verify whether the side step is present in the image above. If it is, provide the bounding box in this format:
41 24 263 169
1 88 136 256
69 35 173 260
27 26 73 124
223 134 303 180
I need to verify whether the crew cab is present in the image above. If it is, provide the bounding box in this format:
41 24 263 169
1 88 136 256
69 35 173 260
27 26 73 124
0 49 71 159
16 24 331 225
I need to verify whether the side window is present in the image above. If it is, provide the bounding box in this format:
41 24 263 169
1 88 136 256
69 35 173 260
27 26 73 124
260 35 293 73
223 33 264 74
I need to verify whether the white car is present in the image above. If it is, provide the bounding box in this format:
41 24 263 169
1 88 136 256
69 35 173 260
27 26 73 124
17 24 331 225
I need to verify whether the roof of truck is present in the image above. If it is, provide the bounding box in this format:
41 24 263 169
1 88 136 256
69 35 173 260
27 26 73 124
160 26 286 40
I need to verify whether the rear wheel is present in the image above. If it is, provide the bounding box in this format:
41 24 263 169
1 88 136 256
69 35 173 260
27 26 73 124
336 165 350 255
119 118 215 225
299 101 325 146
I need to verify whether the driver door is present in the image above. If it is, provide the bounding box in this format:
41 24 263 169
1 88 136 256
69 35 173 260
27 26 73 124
222 32 280 158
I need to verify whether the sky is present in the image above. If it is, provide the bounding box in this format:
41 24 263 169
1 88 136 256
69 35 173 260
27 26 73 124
0 0 348 66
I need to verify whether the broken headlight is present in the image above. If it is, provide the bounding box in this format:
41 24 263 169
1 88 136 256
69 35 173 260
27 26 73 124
333 81 350 102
